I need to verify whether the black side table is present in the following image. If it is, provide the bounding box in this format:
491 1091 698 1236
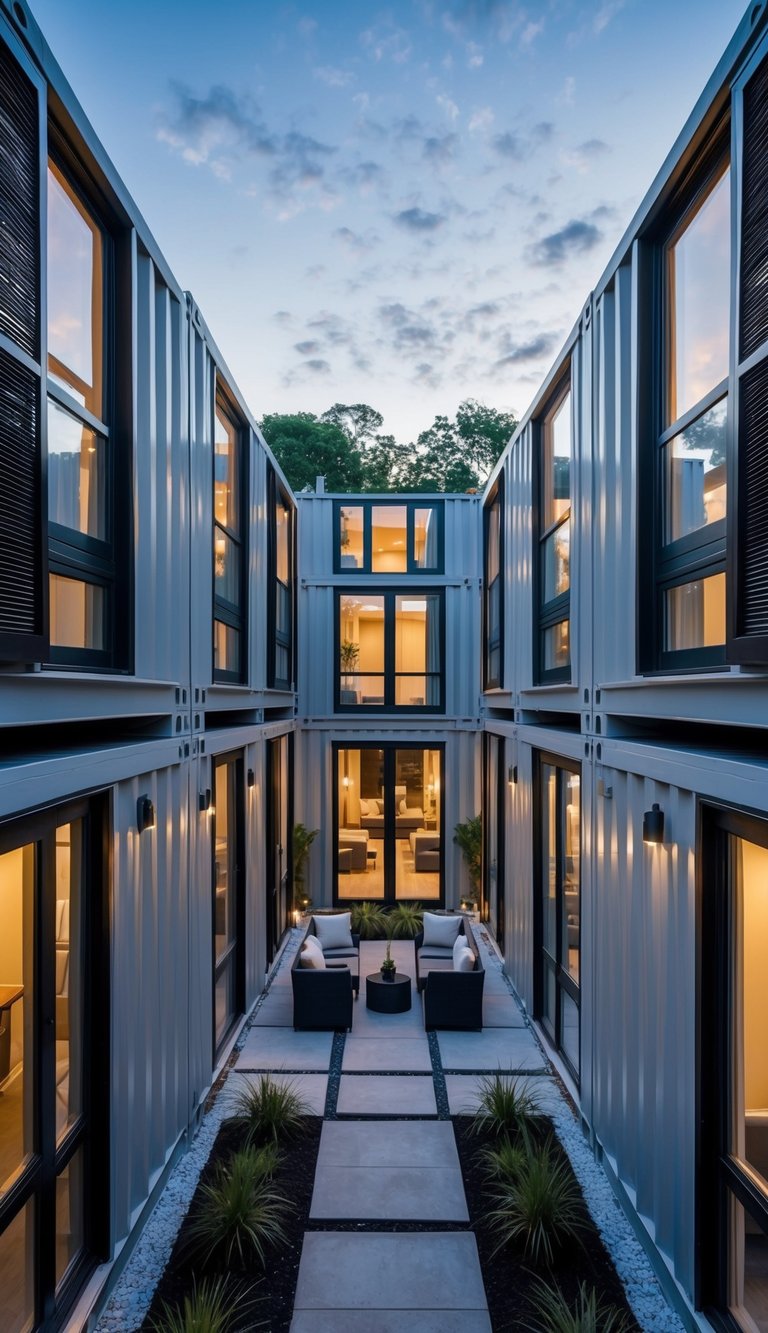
365 972 412 1014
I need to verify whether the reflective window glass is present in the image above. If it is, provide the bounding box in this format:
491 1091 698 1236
543 519 570 601
735 837 768 1194
666 166 730 425
54 823 83 1144
665 572 726 651
48 400 106 541
276 500 290 584
543 390 571 530
55 1147 84 1290
413 508 439 569
214 399 239 535
339 596 384 705
50 575 105 651
372 505 407 573
214 531 241 608
214 620 240 675
0 1199 35 1333
47 162 103 416
0 845 35 1200
664 397 727 544
542 619 570 672
340 506 364 569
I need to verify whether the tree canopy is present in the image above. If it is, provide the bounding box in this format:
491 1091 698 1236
260 399 517 495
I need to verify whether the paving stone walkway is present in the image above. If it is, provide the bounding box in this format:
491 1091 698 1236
232 924 553 1330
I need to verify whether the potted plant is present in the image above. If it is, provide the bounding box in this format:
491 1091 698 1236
454 814 482 911
380 937 397 982
292 823 319 913
340 639 359 676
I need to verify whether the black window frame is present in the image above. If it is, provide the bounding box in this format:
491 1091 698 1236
483 475 504 691
638 125 731 674
334 587 446 714
534 372 573 685
267 465 295 691
0 792 110 1331
699 799 768 1326
533 751 581 1084
334 499 444 575
212 379 248 685
45 133 129 673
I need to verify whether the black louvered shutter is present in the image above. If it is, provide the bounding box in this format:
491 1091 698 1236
729 47 768 664
0 35 47 662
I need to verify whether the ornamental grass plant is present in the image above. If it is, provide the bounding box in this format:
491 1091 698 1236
186 1148 291 1269
229 1074 309 1148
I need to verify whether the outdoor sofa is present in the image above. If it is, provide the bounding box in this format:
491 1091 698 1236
291 913 360 1031
414 913 485 1030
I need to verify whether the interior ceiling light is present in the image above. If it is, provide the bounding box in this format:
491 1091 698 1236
399 600 427 612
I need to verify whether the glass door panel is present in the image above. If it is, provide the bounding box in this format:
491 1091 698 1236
0 1199 34 1332
562 773 581 985
537 756 581 1080
0 845 35 1199
213 757 242 1054
396 749 441 902
54 823 83 1144
337 748 384 901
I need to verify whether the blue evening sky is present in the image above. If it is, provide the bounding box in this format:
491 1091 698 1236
31 0 745 442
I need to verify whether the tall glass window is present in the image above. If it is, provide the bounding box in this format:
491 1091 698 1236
269 472 294 690
213 387 246 682
537 757 580 1079
484 480 503 689
212 756 243 1055
537 379 571 682
654 159 730 667
335 501 443 574
47 160 113 664
336 591 443 711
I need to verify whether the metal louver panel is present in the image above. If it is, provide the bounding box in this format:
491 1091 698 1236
0 346 41 637
0 39 39 361
738 358 768 637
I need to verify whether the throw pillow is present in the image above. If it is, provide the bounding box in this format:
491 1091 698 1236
453 932 469 969
399 798 408 814
359 799 370 815
454 945 475 973
314 912 354 951
422 911 462 948
301 935 326 970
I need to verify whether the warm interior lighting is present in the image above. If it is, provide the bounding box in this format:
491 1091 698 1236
137 795 155 833
643 803 664 844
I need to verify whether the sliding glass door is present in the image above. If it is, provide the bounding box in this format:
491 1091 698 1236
335 744 443 904
0 798 106 1331
266 734 292 965
701 809 768 1328
535 755 581 1081
484 734 505 946
212 754 244 1058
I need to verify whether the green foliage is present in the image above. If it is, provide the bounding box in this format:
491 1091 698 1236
186 1149 291 1269
229 1074 310 1147
380 937 396 973
260 400 517 494
477 1136 529 1184
470 1072 542 1141
151 1277 262 1333
292 824 319 901
350 901 388 939
260 412 364 492
523 1280 632 1332
387 902 424 939
339 639 360 671
486 1137 585 1266
453 814 482 898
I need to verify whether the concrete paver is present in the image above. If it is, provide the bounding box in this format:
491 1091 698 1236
337 1074 437 1116
236 1028 333 1071
437 1027 547 1072
342 1036 432 1072
292 1232 488 1312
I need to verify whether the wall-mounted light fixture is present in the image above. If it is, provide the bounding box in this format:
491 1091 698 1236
199 788 212 813
508 765 518 784
137 795 155 834
643 803 664 845
247 768 255 788
342 775 350 789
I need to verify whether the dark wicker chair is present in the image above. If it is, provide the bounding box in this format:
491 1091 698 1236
290 917 360 1031
414 917 485 1031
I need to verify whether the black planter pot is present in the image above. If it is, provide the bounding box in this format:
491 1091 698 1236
380 967 396 983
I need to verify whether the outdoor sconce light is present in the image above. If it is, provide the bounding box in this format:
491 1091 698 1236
508 765 518 784
643 803 664 845
247 769 255 788
137 795 155 833
199 788 212 813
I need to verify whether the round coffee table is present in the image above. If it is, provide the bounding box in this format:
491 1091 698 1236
365 972 412 1014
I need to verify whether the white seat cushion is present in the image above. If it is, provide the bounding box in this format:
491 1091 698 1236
314 912 354 951
422 912 462 949
301 935 326 970
454 945 475 973
322 946 358 958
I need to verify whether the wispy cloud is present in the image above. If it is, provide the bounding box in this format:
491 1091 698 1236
423 133 459 164
313 65 355 88
593 0 626 34
492 121 553 161
393 206 447 231
526 217 604 265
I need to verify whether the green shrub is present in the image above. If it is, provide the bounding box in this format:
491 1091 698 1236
186 1148 291 1269
350 901 388 939
486 1137 585 1267
229 1074 309 1147
477 1136 528 1183
387 902 424 939
470 1071 542 1141
523 1279 632 1332
151 1276 262 1332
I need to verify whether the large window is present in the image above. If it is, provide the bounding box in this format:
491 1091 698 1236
483 479 503 690
47 158 119 668
266 734 292 966
483 734 505 945
212 754 244 1058
647 154 730 670
268 468 294 690
536 378 572 683
535 756 580 1080
213 385 246 682
335 745 443 904
701 808 768 1328
336 500 443 574
336 591 444 711
0 798 107 1330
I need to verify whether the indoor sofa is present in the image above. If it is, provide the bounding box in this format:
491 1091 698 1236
414 914 485 1031
409 830 440 871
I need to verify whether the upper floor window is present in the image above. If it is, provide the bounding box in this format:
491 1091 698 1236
336 500 443 574
537 375 571 683
483 477 503 689
268 467 294 689
47 157 117 668
213 384 246 682
337 590 444 711
650 155 730 670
